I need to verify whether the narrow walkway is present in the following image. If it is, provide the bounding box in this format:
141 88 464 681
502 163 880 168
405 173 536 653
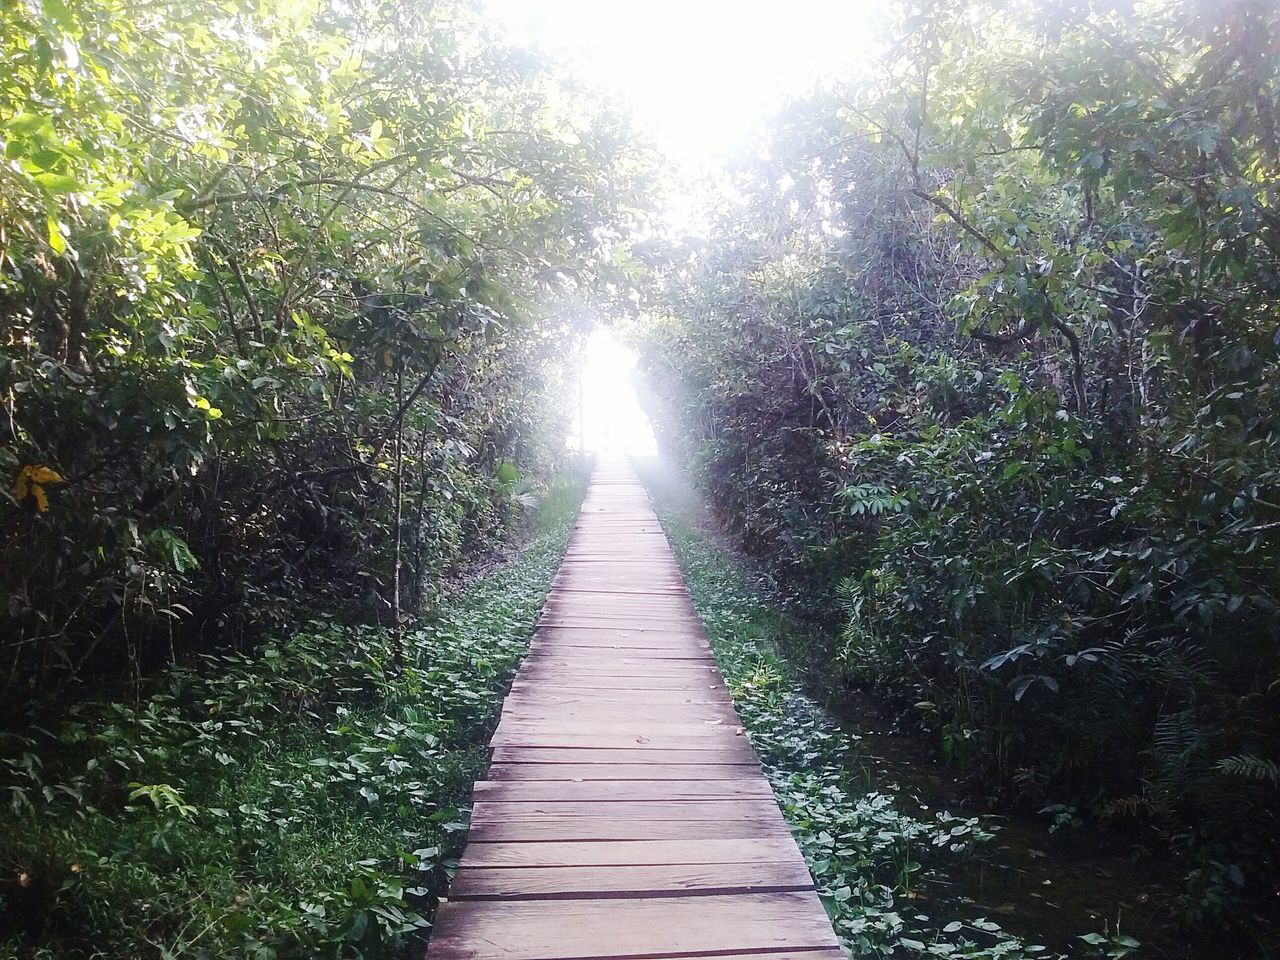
427 458 843 960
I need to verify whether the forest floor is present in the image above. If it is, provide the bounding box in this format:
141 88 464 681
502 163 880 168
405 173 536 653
0 473 589 960
634 455 1269 960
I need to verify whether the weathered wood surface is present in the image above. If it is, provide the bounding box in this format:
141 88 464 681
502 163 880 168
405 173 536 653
425 457 843 960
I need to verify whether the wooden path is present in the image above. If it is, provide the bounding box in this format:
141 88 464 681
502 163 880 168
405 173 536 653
427 458 843 960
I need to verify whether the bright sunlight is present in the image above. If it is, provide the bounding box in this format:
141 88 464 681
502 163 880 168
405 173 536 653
569 329 658 454
487 1 884 451
485 0 883 168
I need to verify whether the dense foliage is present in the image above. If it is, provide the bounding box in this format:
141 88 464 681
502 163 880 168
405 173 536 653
0 0 647 699
640 463 1075 960
1 2 642 954
0 482 583 958
637 0 1280 937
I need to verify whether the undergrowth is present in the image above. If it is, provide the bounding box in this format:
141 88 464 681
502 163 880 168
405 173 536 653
0 476 585 960
641 464 1138 960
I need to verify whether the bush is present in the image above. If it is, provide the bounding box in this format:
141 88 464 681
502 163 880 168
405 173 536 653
0 510 577 959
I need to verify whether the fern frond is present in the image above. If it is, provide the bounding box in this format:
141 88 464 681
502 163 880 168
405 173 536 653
1215 753 1280 784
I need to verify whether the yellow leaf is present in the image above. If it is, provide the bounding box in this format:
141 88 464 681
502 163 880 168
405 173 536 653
13 464 61 511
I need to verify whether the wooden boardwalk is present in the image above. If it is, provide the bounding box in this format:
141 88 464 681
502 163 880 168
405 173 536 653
427 458 843 960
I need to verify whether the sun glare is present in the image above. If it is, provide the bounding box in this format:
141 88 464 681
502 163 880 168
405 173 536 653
487 1 883 445
569 329 657 454
484 0 882 171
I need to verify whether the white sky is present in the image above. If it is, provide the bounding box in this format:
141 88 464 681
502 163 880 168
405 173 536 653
486 0 883 172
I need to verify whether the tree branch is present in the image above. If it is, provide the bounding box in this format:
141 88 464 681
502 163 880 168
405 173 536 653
911 188 1008 259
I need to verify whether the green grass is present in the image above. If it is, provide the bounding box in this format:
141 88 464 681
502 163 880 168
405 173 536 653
636 459 1138 960
0 473 587 960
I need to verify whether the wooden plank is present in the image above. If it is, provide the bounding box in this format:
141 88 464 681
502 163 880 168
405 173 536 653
548 585 688 596
504 675 728 691
531 624 708 643
537 610 697 619
532 627 709 644
485 762 759 781
497 705 741 726
502 688 731 705
488 732 755 755
539 604 696 620
493 716 742 734
503 690 732 706
553 560 680 567
524 650 716 662
496 709 740 728
466 815 791 843
522 652 715 665
499 690 733 708
516 659 721 676
503 689 732 706
526 637 712 653
541 596 692 612
508 675 730 691
567 953 845 960
495 702 739 723
552 566 683 578
448 860 815 899
472 799 783 823
488 745 752 765
524 643 714 661
489 733 750 751
459 837 803 867
428 893 840 960
537 616 704 631
521 648 717 663
533 622 703 637
472 778 772 801
603 952 844 960
510 675 722 689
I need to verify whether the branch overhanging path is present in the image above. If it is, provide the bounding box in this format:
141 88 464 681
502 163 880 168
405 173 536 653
427 457 843 960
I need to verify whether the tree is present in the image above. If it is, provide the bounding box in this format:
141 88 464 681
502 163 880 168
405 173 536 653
1 0 651 697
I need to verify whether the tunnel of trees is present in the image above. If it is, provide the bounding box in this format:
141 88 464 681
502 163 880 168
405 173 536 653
1 0 1277 957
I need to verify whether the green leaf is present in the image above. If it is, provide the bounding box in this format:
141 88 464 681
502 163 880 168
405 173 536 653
46 214 66 254
41 0 76 32
34 172 79 193
6 113 51 137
